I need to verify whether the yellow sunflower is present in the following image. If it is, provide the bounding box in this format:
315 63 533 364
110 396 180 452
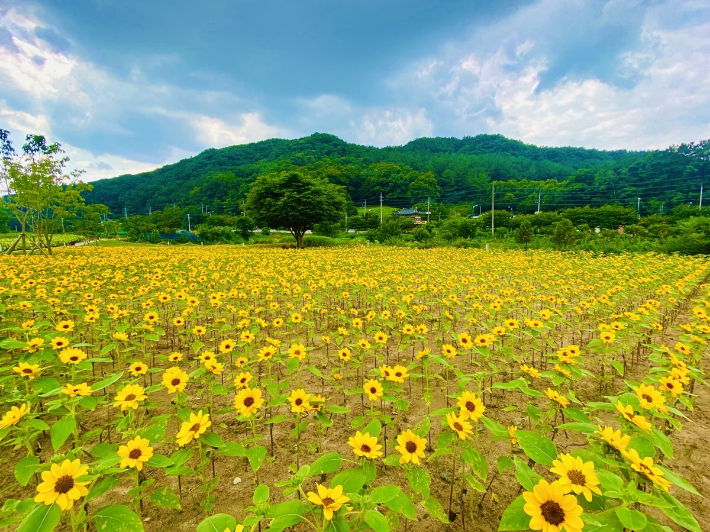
363 379 383 401
446 411 473 440
550 453 602 502
394 429 427 465
288 389 311 413
306 484 350 521
117 436 154 471
0 404 29 429
113 384 147 411
457 391 485 422
347 431 383 459
35 459 90 511
234 387 264 418
176 410 211 447
523 479 584 532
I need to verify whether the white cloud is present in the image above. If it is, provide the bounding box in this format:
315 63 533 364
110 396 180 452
191 113 290 148
353 108 433 147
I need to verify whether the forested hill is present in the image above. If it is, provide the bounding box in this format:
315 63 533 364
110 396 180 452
83 133 707 216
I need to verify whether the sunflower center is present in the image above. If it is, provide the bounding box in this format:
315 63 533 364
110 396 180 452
540 500 565 526
666 382 674 388
124 394 136 401
190 423 202 433
171 378 181 386
295 398 303 406
322 497 335 506
641 394 653 403
465 401 476 412
55 475 75 494
361 444 372 453
405 441 418 453
22 368 33 374
567 469 586 485
395 372 402 377
70 356 78 361
454 422 464 431
243 397 255 407
129 449 143 459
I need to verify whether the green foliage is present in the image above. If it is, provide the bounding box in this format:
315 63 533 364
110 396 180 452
246 171 346 248
514 219 534 249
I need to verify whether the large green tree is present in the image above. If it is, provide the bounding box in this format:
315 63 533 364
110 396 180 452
245 171 346 248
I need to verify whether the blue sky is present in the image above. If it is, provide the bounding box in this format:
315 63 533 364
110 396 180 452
1 0 709 181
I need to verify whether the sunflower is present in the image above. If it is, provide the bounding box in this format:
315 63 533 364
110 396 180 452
309 394 326 412
402 324 415 335
389 365 409 383
474 334 495 347
128 361 148 376
0 404 29 429
257 345 277 361
394 429 427 465
623 448 671 491
306 484 350 521
550 453 602 502
520 364 541 379
633 383 666 412
118 436 154 471
13 362 41 379
114 384 147 411
416 348 431 359
240 331 255 343
162 367 189 394
615 402 652 431
168 352 183 363
55 320 75 332
59 347 87 365
233 372 253 389
235 356 249 367
112 332 129 342
206 361 224 375
659 376 683 397
288 343 307 360
35 459 90 511
545 388 570 408
441 343 457 358
457 391 485 422
62 383 92 397
234 387 264 418
23 337 45 353
348 431 383 459
599 330 616 344
199 351 216 364
192 325 206 336
508 425 518 445
457 332 473 349
357 339 371 350
374 331 388 344
338 348 351 362
363 379 383 401
219 339 235 354
446 412 473 440
288 389 311 413
21 320 35 330
523 479 584 532
176 410 211 447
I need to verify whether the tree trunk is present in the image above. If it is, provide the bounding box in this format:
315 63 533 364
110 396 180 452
296 231 304 249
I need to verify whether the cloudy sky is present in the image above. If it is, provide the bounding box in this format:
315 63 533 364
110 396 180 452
1 0 709 181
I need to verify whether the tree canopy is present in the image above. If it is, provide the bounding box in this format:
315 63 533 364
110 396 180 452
245 171 346 248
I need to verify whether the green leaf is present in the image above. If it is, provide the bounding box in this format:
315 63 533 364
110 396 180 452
201 432 226 448
383 489 416 520
17 503 61 532
309 452 342 476
326 405 350 414
363 418 381 437
405 466 431 498
657 492 701 532
253 484 270 505
513 457 542 491
150 487 181 510
481 417 509 439
15 455 39 487
497 455 514 474
50 416 76 451
331 467 366 493
197 514 237 532
371 485 400 504
91 372 124 391
86 476 119 503
657 466 700 496
423 497 448 523
614 507 647 530
219 442 246 457
515 430 557 465
611 360 624 376
266 499 304 531
145 455 173 468
498 495 529 531
92 504 144 532
556 422 598 434
247 446 267 473
364 510 389 532
461 447 487 480
651 429 673 459
582 510 623 532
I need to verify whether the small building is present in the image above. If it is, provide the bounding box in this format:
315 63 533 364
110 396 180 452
394 208 429 224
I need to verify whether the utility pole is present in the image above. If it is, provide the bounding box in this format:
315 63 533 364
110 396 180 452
380 193 383 225
637 197 641 218
364 200 367 217
537 191 541 213
491 183 495 237
187 214 191 232
427 197 430 224
345 211 348 232
242 200 246 216
124 207 127 218
700 182 704 210
148 205 152 216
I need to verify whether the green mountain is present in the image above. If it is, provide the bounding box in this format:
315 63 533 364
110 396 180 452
83 133 705 216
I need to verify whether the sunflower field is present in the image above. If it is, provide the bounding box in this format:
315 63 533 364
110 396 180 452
0 246 706 532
